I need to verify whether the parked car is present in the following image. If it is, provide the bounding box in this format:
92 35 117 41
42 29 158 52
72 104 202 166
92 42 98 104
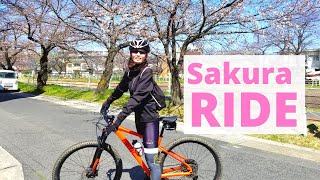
0 70 19 91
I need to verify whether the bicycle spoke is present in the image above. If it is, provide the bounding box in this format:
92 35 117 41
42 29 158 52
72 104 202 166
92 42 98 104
54 141 122 180
161 137 222 180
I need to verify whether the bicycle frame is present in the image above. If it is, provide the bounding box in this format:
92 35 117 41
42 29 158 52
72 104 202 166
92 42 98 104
86 114 194 179
88 120 193 178
113 125 193 179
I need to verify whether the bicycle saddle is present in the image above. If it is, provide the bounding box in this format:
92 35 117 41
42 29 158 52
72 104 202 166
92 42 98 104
160 116 177 123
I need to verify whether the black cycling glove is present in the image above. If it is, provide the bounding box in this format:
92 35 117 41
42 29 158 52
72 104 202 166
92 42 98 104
100 101 110 114
106 116 121 135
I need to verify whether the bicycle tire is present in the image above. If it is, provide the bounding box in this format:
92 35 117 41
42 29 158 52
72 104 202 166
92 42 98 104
52 141 123 180
160 136 222 180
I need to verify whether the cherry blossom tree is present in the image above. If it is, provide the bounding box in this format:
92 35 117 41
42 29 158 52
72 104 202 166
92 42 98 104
143 0 320 105
53 0 149 93
231 6 320 55
0 3 30 70
0 19 31 70
266 9 320 55
2 0 76 89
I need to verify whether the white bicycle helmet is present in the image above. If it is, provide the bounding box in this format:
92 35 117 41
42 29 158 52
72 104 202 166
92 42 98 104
129 38 150 53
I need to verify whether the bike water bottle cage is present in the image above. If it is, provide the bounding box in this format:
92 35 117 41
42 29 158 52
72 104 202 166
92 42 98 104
160 116 177 130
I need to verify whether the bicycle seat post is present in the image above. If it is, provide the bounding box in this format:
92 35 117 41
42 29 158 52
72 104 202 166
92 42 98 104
158 122 166 147
160 123 165 137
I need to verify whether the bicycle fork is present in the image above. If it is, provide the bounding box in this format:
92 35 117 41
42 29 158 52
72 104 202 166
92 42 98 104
88 148 103 176
85 131 108 177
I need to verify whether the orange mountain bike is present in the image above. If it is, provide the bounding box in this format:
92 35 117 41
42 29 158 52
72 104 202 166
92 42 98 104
52 111 222 179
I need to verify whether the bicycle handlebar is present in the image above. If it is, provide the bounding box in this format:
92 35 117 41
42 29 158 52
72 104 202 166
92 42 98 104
101 110 115 126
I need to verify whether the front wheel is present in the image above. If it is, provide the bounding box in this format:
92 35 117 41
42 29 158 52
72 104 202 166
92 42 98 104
160 137 222 180
52 141 123 180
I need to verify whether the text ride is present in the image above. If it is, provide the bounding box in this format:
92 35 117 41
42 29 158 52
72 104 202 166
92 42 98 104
184 55 306 134
192 92 297 127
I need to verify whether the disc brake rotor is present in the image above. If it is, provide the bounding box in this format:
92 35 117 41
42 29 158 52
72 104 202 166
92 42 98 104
181 159 198 179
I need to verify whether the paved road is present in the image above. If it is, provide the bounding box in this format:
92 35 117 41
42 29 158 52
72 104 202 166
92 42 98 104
1 92 320 180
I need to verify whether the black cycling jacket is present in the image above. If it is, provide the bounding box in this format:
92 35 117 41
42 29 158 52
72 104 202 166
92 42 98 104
105 67 159 124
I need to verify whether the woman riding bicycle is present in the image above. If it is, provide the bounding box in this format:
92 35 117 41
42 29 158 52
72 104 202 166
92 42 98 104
100 38 162 180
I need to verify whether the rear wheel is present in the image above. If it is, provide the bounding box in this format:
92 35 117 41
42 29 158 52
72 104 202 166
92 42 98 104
52 141 123 180
160 137 222 180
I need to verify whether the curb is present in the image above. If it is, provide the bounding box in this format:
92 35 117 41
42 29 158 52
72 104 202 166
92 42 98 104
0 146 24 180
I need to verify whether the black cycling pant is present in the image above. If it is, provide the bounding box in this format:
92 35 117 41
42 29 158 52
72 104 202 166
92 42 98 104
135 120 161 180
135 120 159 148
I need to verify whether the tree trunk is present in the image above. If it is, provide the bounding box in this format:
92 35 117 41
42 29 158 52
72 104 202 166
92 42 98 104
170 67 183 105
163 42 184 106
95 50 117 93
5 57 14 70
6 65 14 71
4 52 14 70
37 50 49 90
170 41 187 106
0 62 5 69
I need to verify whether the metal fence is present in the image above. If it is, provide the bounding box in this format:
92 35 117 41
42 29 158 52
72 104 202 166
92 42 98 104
19 72 176 93
19 72 125 81
306 88 320 122
306 85 320 124
19 72 173 82
306 78 320 86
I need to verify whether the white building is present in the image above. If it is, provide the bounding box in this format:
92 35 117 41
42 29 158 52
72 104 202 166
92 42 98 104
303 48 320 71
59 51 107 77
